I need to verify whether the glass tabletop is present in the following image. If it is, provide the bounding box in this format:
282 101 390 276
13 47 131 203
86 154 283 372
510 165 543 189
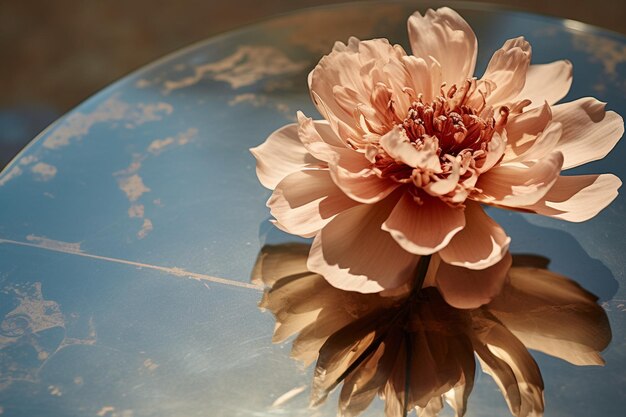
0 1 624 416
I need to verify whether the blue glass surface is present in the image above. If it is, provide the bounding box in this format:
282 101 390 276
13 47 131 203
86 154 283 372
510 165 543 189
0 1 624 416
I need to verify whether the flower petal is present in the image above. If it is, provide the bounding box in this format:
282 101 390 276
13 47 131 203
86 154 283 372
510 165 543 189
517 173 621 222
505 122 562 164
307 197 420 293
474 151 564 207
439 202 511 270
309 38 407 132
478 131 507 174
436 252 512 309
407 7 478 86
502 102 552 163
379 126 441 170
481 37 532 107
329 148 400 203
488 264 612 366
269 170 361 237
310 90 362 145
382 193 465 255
251 124 325 189
297 111 346 162
551 97 624 169
513 60 573 108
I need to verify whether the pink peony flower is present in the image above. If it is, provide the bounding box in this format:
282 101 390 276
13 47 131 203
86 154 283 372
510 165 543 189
251 7 623 302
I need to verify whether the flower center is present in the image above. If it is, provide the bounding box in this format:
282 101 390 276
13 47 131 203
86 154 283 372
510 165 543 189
373 79 508 206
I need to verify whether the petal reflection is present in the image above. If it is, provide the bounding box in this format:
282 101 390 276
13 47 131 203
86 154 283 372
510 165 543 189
253 244 611 417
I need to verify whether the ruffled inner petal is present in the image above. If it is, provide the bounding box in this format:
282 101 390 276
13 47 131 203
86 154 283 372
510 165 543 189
309 38 411 138
474 151 564 207
329 147 400 203
407 7 478 87
480 37 532 107
502 102 552 162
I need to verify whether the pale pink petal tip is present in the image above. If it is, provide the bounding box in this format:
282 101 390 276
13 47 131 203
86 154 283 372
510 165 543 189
251 124 323 190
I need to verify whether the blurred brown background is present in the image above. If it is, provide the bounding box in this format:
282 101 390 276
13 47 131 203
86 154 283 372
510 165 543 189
1 0 625 167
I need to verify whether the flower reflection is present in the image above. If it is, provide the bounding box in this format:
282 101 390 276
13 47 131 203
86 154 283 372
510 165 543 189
252 244 611 417
251 7 623 298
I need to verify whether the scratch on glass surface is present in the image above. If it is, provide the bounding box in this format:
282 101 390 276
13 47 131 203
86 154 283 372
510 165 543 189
162 46 308 92
96 406 133 417
271 385 307 408
0 237 261 291
602 299 626 312
26 234 83 253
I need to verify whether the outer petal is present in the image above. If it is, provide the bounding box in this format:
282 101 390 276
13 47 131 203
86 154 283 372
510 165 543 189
307 196 420 293
488 265 612 366
517 174 621 222
329 148 400 203
513 61 573 108
407 7 478 87
551 97 624 169
481 37 532 107
268 170 361 237
474 151 564 207
436 252 512 309
382 193 465 255
251 124 324 189
439 202 511 270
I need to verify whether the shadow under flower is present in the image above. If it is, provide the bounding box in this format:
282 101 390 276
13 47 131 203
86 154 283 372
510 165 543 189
252 243 611 417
